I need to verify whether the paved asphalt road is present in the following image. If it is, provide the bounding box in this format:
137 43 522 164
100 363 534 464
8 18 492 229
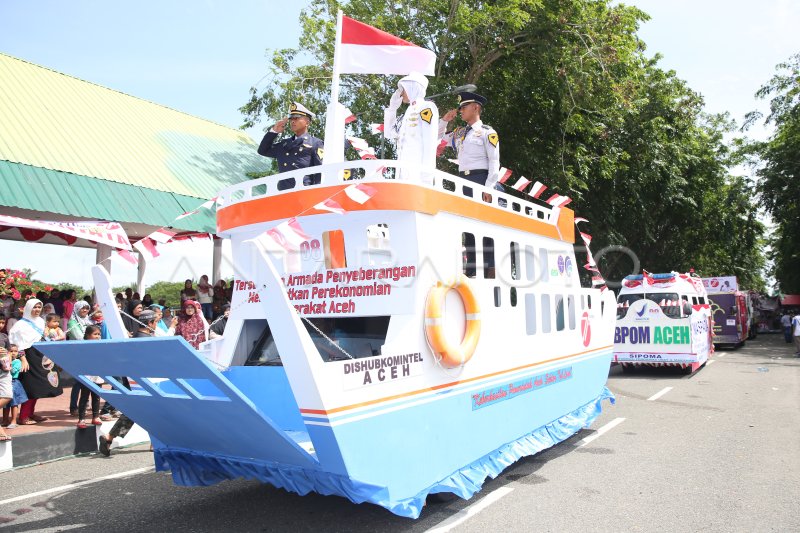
1 334 798 532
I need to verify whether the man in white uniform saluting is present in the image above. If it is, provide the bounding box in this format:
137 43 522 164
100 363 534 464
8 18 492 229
439 91 501 189
383 72 439 181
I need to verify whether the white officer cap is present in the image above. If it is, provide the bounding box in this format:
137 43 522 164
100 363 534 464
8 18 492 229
288 102 315 120
398 72 429 92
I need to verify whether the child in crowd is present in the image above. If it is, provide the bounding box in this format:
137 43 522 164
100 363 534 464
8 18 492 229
2 344 27 430
76 326 103 429
43 313 66 341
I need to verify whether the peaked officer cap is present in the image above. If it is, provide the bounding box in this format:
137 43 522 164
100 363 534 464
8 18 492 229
457 91 488 108
288 102 315 119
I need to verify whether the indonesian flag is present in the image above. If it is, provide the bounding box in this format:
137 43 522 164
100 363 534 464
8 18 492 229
266 218 311 250
513 176 531 191
115 249 138 265
175 209 198 220
200 197 219 210
370 123 384 134
343 106 357 124
530 181 547 199
314 199 347 215
133 237 160 261
344 183 377 204
346 136 377 159
145 228 176 244
498 167 513 184
338 15 436 75
546 193 572 207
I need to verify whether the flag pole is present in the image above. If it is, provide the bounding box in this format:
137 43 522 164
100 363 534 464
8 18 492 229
322 10 345 164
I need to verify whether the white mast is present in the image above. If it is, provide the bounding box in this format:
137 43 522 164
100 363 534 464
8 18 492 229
322 10 345 164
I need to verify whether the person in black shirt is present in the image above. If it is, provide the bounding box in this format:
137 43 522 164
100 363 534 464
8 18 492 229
209 304 230 339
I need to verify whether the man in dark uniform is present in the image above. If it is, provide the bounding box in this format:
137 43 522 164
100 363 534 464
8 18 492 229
257 102 325 190
438 92 501 189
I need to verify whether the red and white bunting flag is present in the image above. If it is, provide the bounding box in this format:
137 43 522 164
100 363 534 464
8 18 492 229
175 209 198 220
530 181 547 199
338 15 436 75
344 183 377 204
146 227 176 244
346 136 377 159
370 123 384 134
574 217 589 224
513 176 531 191
498 167 513 184
266 218 311 250
133 237 160 261
580 232 593 246
200 196 219 210
314 199 347 215
115 249 138 265
546 193 572 207
436 139 448 157
343 107 357 124
592 275 606 287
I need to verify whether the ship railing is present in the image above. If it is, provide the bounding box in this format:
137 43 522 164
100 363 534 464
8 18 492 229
217 159 558 226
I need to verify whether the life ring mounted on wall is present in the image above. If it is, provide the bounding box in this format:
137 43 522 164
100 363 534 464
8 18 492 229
424 274 481 368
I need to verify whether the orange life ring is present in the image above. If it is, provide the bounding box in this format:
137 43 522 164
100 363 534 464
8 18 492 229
424 275 481 367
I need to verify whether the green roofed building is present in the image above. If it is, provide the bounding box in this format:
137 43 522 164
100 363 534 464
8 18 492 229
0 52 267 283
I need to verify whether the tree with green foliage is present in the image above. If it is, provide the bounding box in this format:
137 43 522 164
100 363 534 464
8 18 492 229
240 0 765 290
745 53 800 294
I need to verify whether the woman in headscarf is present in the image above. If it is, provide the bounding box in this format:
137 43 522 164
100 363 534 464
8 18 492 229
9 299 62 424
66 301 93 340
174 300 206 349
121 299 143 337
383 71 438 181
180 279 197 302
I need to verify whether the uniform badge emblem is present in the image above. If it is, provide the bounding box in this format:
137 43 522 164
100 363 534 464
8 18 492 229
420 108 433 124
317 147 324 159
342 169 352 180
488 133 499 147
290 103 297 111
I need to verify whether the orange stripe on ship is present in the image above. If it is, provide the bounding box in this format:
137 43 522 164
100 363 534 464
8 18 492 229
218 182 575 243
300 345 612 416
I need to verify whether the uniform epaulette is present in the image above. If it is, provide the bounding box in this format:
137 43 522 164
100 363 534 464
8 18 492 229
482 124 495 131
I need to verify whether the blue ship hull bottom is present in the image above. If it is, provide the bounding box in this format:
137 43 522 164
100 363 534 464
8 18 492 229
153 387 615 519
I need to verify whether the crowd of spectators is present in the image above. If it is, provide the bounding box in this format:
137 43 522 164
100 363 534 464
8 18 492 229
0 276 233 442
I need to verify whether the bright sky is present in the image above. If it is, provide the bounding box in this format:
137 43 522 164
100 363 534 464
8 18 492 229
0 0 797 289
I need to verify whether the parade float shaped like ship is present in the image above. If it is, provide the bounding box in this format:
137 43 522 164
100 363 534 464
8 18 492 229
37 159 616 517
614 271 713 373
35 12 617 518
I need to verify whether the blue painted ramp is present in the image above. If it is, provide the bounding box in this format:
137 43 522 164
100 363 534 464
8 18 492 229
36 337 317 468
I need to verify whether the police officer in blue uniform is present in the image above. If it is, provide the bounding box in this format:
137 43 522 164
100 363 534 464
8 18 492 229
257 102 325 190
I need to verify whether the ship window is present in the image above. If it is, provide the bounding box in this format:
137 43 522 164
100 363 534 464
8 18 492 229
537 211 545 220
494 287 501 307
367 223 391 266
524 246 536 281
541 294 552 333
323 230 347 269
512 202 521 212
442 179 456 192
482 192 493 204
511 287 518 307
539 249 550 282
498 197 508 208
525 294 537 335
567 295 576 330
463 185 473 198
581 295 586 310
692 296 699 305
587 295 593 310
555 295 565 331
510 242 520 280
483 237 495 279
251 183 267 197
462 233 477 278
